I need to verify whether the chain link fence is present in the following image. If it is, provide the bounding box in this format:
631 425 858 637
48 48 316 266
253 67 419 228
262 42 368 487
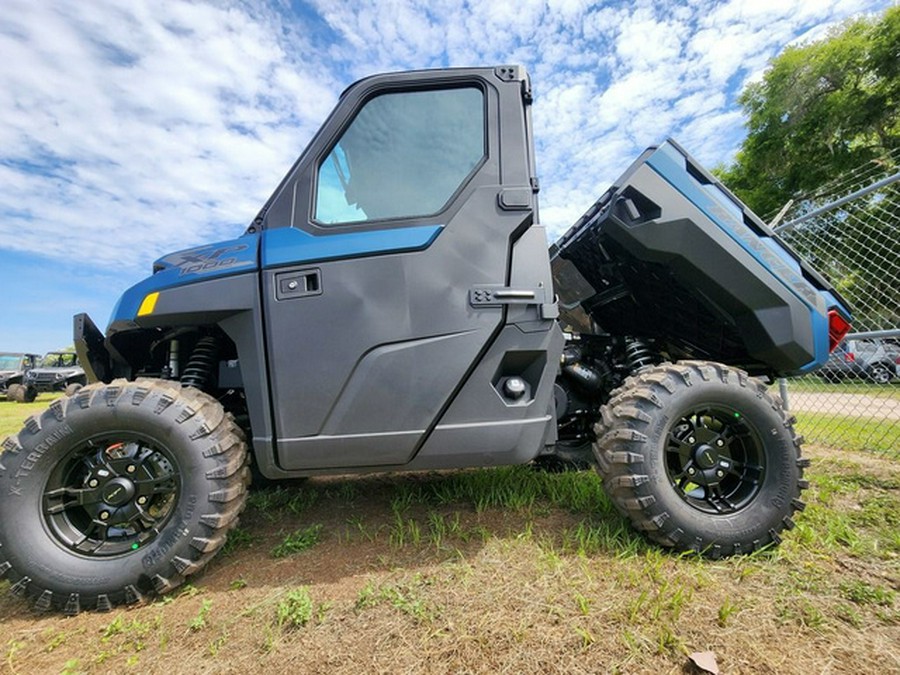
771 149 900 458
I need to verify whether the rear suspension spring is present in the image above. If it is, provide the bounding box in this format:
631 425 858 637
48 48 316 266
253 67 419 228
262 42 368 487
625 338 657 372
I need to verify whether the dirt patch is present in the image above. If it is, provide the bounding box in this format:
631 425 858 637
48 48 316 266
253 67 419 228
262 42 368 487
1 449 898 674
789 392 900 420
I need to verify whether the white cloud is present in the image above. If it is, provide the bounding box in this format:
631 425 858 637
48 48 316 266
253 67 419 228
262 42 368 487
0 0 340 273
1 0 893 279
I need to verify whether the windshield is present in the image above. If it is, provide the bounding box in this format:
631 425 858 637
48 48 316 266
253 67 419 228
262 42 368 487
41 353 78 368
0 355 22 370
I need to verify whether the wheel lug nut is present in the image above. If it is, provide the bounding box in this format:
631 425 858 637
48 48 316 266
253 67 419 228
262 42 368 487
687 467 696 476
716 470 725 478
137 496 148 505
100 511 110 521
88 479 98 488
126 465 136 474
716 439 724 447
687 437 696 444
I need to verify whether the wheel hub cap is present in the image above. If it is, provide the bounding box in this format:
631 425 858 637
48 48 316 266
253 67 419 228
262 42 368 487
693 444 718 469
101 478 135 506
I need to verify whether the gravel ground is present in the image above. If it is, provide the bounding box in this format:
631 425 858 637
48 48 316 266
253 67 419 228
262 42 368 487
786 391 900 420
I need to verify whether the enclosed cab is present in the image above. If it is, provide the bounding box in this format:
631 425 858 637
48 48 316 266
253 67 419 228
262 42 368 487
75 66 563 478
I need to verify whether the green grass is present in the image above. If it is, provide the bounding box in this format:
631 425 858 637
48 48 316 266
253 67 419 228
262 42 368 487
271 524 323 557
795 411 900 456
0 442 898 672
0 394 62 439
276 588 315 630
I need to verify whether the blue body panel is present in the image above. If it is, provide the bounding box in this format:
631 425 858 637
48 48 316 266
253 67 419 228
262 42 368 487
109 225 445 326
261 224 444 269
109 234 261 327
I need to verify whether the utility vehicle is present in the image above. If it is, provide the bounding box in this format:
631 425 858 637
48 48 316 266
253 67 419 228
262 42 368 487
0 352 39 400
0 66 851 614
12 351 86 402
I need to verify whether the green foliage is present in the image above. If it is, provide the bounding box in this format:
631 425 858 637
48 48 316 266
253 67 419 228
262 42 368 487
354 576 435 622
276 588 314 630
840 580 896 606
188 600 213 632
60 659 82 675
719 6 899 216
221 527 254 556
247 486 319 520
271 524 323 557
0 394 63 439
794 411 900 457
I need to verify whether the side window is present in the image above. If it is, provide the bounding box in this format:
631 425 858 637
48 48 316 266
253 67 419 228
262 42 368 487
315 87 485 224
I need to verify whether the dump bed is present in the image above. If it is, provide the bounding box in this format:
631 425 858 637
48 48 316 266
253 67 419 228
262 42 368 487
549 140 851 376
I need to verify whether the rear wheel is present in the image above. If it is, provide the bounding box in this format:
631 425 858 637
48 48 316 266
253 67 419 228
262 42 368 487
0 379 249 613
594 361 806 557
6 383 23 401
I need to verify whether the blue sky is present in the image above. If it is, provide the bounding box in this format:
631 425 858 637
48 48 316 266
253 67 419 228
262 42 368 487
0 0 893 354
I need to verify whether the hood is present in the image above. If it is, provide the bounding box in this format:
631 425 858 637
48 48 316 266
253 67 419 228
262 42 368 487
108 233 260 330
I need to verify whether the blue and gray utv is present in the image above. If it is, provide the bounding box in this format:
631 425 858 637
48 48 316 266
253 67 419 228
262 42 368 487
0 66 851 613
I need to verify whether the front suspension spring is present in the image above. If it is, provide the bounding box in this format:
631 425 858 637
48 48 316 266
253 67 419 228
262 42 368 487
181 337 219 389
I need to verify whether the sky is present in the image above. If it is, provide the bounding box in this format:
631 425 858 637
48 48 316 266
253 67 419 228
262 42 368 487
0 0 893 354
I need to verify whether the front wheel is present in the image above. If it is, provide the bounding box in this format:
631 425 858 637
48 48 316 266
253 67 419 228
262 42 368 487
12 385 36 403
64 382 84 397
594 362 806 557
0 379 249 613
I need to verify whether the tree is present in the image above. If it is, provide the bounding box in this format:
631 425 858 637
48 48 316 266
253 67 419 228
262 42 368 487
719 6 899 217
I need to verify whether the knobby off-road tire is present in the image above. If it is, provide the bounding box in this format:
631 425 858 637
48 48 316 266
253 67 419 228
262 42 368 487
594 361 807 557
5 383 23 402
11 384 33 403
0 379 249 614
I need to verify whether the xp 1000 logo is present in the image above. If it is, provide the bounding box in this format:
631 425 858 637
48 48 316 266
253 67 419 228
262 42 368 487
167 244 253 277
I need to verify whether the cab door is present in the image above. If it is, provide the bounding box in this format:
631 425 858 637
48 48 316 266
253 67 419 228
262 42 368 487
259 67 555 470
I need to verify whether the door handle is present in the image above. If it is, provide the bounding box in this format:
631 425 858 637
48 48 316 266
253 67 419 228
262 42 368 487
275 269 322 300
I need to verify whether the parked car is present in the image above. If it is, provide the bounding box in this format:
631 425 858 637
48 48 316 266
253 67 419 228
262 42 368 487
819 338 900 384
0 352 39 400
15 351 87 402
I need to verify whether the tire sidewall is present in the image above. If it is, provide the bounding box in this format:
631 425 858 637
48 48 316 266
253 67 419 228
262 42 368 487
0 384 222 601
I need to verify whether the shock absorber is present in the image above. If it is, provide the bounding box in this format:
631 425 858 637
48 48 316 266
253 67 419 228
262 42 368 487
624 338 657 373
181 337 219 390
